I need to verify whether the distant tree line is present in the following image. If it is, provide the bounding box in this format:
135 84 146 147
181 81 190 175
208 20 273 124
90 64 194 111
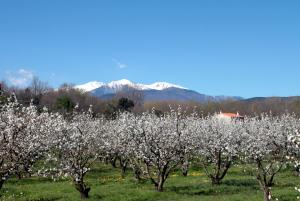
144 98 300 117
1 77 300 117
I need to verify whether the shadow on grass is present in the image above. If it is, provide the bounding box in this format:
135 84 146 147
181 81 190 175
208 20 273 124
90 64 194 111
88 166 123 179
222 179 258 188
6 177 55 185
167 183 217 196
167 179 260 196
94 194 104 200
26 197 61 201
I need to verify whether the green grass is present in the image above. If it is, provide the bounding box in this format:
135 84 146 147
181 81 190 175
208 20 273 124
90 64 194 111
1 164 300 201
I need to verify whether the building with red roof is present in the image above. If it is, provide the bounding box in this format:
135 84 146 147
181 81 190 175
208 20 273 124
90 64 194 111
218 112 244 121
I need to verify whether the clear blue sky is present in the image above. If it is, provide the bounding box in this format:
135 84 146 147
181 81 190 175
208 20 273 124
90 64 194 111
0 0 300 98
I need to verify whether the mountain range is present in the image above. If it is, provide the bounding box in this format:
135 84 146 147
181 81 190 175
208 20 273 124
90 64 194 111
75 79 243 102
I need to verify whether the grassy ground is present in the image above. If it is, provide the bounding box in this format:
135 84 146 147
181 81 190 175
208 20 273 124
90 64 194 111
1 163 300 201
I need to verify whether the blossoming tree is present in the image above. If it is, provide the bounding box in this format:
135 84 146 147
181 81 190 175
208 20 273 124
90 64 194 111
242 114 298 201
0 97 53 190
131 108 189 191
44 106 106 199
191 115 244 185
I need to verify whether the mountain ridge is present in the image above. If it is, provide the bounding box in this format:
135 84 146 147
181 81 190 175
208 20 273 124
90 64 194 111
75 79 187 92
75 79 243 103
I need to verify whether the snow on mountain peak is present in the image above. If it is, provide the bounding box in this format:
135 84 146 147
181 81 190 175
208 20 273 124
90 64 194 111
108 79 134 88
75 81 104 91
146 82 187 90
75 79 187 92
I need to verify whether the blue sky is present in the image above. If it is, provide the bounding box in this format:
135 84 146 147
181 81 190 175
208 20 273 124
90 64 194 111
0 0 300 98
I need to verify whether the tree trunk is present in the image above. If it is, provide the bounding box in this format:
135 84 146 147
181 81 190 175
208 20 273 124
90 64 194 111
182 169 188 177
110 156 117 168
262 186 271 201
16 172 22 180
74 180 90 199
156 175 165 192
121 165 126 178
255 159 278 201
134 170 141 181
24 165 32 178
294 166 300 177
209 160 231 185
211 176 221 185
133 166 142 182
0 179 4 190
181 161 189 177
119 158 127 178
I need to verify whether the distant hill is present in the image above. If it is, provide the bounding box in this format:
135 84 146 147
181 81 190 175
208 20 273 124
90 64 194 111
242 96 300 103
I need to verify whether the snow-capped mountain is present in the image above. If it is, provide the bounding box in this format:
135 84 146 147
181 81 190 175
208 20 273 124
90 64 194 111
75 79 187 92
75 79 242 102
75 81 104 91
145 82 187 90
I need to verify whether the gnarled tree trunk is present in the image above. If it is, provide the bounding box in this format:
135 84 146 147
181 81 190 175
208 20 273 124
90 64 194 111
209 161 231 185
146 163 168 192
132 164 143 182
74 180 90 199
0 179 4 190
181 160 189 177
262 186 271 201
156 175 165 192
211 176 222 185
110 155 118 168
119 157 128 178
202 150 232 185
255 158 283 201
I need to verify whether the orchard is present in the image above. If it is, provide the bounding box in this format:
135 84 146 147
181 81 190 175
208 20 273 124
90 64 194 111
1 95 300 201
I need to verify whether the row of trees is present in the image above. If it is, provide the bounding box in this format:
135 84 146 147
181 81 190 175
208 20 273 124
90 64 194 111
1 78 141 119
1 95 300 200
3 77 300 118
144 98 300 117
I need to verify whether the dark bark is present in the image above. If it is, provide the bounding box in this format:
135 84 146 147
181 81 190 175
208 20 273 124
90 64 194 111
207 160 231 185
202 150 232 185
156 175 165 192
257 174 273 201
119 157 127 178
110 156 117 168
146 167 166 192
145 160 174 192
121 165 127 178
74 180 90 199
211 177 222 185
181 161 189 177
16 172 22 180
294 166 300 177
132 166 142 182
155 164 171 192
262 186 271 201
24 165 32 178
0 179 4 190
255 158 283 201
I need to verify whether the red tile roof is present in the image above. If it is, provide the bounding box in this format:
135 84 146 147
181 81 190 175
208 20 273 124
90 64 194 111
219 112 243 118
